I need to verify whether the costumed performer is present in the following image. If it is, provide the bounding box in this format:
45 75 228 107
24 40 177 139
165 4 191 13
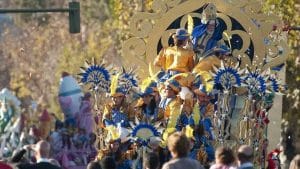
176 87 195 130
154 28 195 79
193 76 215 141
103 73 133 128
191 75 215 162
158 79 182 129
97 126 132 169
191 3 224 63
134 78 163 123
192 44 233 74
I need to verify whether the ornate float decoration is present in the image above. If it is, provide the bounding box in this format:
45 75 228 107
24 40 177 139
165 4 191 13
131 123 160 146
122 0 288 168
78 59 111 93
122 0 288 76
112 67 139 95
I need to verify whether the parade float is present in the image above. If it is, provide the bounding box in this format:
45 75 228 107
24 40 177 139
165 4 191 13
75 0 288 168
0 1 289 169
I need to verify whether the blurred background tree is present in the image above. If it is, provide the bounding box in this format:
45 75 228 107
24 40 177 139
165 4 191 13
0 0 140 115
263 0 300 164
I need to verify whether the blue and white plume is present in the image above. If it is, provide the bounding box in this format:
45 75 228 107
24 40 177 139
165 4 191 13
78 59 111 93
212 62 243 91
243 68 267 95
115 67 139 94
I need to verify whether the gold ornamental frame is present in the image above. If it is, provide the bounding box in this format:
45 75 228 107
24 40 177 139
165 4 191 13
122 0 289 78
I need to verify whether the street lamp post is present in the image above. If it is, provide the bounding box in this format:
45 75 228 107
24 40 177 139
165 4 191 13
0 2 80 33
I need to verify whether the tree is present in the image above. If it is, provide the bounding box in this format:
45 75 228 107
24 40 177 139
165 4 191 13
263 0 300 160
0 0 141 116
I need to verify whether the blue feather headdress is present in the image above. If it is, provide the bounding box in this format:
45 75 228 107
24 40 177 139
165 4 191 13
268 76 280 93
212 62 243 91
243 68 267 95
266 72 286 94
78 59 111 93
114 67 139 94
131 123 160 146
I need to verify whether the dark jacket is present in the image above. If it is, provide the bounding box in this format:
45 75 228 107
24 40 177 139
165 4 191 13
17 162 62 169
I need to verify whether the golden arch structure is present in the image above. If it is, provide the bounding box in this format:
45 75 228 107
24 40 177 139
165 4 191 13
122 0 288 167
122 0 288 77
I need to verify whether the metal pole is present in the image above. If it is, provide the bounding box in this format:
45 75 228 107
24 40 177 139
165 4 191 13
0 8 71 13
290 26 300 31
0 1 80 33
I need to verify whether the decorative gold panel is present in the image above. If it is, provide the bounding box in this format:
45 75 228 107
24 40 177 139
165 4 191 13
122 0 289 77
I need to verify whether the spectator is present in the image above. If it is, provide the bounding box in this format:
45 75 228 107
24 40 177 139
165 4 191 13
0 161 13 169
289 154 300 169
237 145 254 169
17 140 62 169
100 156 116 169
143 152 159 169
210 146 237 169
267 148 281 169
162 132 204 169
10 149 28 164
87 161 102 169
49 159 61 167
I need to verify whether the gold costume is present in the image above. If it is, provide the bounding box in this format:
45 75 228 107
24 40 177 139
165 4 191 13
154 46 195 73
193 55 221 73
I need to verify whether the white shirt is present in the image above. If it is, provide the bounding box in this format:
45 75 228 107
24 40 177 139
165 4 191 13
239 162 254 169
36 158 50 163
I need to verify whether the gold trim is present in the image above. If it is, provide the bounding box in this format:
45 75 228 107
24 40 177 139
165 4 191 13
122 0 288 77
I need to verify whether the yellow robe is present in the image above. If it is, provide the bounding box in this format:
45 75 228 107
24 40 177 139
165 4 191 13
154 46 195 73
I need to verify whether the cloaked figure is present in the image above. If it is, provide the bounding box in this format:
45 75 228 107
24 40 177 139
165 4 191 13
191 3 224 63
